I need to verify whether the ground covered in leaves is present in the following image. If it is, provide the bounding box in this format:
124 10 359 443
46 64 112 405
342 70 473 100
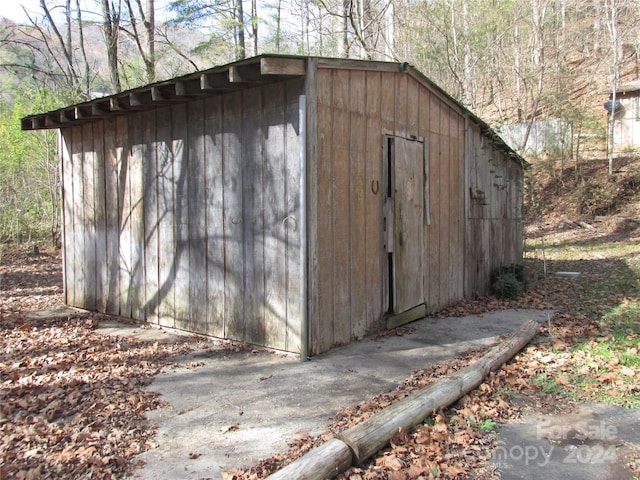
0 248 208 479
225 215 640 479
3 170 640 479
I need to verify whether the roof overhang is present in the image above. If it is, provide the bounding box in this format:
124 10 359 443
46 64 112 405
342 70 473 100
21 55 307 131
21 53 525 169
601 79 640 96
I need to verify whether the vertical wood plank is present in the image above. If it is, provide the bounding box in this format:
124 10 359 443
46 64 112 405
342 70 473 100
143 109 159 324
204 96 225 337
116 115 132 318
60 129 75 306
172 103 191 329
103 117 120 315
439 105 451 306
395 73 408 136
364 71 385 331
464 122 476 297
304 58 320 355
187 100 207 333
380 72 395 133
156 109 176 328
456 114 466 300
222 91 245 341
407 76 419 136
447 110 458 302
81 122 96 310
242 87 266 346
314 68 334 353
349 70 367 338
427 96 441 309
481 136 492 288
129 112 146 320
93 121 108 313
332 68 351 346
284 79 303 353
263 83 287 350
418 87 431 309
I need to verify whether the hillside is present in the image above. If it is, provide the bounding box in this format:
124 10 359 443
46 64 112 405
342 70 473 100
525 153 640 239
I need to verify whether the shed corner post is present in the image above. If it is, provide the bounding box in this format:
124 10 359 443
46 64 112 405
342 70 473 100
58 128 68 306
300 57 318 361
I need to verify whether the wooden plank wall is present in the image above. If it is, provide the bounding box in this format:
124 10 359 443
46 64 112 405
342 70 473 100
309 68 467 355
465 122 524 296
60 78 304 353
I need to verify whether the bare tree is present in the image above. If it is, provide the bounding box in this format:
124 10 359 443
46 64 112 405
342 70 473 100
168 0 248 61
604 0 622 175
518 0 548 152
123 0 157 83
101 0 122 92
25 0 93 98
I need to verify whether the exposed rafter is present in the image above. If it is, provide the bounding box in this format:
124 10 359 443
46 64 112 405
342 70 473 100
21 54 309 131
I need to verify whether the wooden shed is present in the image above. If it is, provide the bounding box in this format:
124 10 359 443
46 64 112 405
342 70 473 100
22 55 525 356
607 80 640 152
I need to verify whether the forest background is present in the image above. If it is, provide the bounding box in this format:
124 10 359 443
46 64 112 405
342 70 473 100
0 0 639 245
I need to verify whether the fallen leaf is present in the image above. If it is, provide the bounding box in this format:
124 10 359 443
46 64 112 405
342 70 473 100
376 454 403 470
599 372 622 384
443 464 467 476
221 423 239 433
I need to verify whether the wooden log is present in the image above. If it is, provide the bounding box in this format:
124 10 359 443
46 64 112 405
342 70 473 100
577 221 595 230
265 319 539 479
340 319 539 463
266 438 353 480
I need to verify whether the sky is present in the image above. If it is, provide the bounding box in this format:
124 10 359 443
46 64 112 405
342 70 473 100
2 1 173 24
2 1 43 23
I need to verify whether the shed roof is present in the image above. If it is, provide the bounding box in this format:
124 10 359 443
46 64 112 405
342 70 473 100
604 79 640 96
616 80 640 94
21 54 525 167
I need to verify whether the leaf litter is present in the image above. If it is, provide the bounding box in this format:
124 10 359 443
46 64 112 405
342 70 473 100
4 214 640 480
0 247 207 479
224 221 640 479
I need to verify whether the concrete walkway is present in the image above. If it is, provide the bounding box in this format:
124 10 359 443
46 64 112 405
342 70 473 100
493 403 640 480
123 309 553 479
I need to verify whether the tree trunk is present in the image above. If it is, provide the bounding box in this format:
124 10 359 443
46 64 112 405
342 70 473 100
341 0 349 57
275 0 281 52
101 0 121 92
236 0 246 59
145 0 155 82
606 0 621 175
75 0 91 97
250 0 258 56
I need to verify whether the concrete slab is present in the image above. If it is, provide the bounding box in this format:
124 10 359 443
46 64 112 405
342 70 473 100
127 309 553 480
26 306 198 343
492 403 640 480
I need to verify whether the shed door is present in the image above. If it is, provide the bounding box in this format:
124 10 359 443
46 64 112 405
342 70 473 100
386 136 425 315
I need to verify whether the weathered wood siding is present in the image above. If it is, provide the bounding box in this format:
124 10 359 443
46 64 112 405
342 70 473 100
60 79 304 352
308 66 468 354
465 122 523 296
614 92 640 151
58 59 523 357
308 65 522 355
425 87 466 313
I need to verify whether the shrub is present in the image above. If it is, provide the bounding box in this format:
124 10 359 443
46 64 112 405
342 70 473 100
491 264 525 299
